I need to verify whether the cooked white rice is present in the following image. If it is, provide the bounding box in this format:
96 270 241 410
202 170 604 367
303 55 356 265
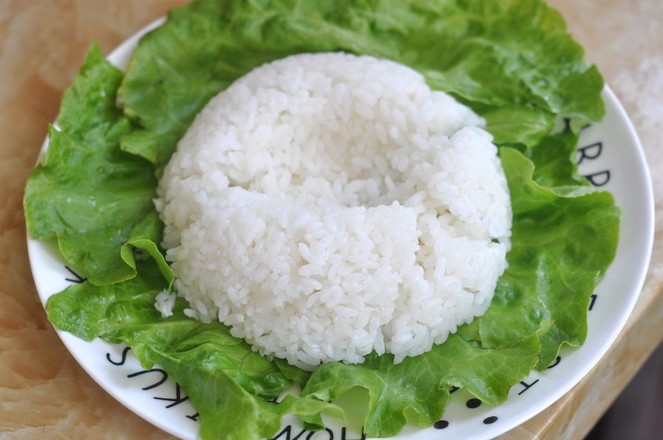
154 52 512 369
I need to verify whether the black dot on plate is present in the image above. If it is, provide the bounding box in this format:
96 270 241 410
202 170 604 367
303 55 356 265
466 398 482 409
433 420 449 429
483 416 498 425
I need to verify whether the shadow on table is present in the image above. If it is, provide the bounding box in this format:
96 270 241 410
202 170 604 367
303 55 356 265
585 341 663 440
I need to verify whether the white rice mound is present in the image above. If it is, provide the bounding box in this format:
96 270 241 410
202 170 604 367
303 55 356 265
154 52 512 369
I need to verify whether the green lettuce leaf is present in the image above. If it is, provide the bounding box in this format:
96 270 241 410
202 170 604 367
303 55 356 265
302 333 539 437
480 148 619 369
118 0 604 165
23 45 159 285
26 0 619 439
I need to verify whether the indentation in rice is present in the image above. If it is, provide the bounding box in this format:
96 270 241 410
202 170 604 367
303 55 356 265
156 52 512 369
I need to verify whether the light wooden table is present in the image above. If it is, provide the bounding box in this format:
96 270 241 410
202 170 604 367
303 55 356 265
1 1 661 438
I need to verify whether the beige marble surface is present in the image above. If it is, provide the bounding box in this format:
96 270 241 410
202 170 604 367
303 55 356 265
0 0 661 438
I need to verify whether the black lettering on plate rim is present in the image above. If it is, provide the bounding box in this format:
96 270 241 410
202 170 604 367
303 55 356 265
106 346 131 366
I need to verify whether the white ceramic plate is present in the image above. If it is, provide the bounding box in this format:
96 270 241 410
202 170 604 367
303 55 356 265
27 19 654 440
